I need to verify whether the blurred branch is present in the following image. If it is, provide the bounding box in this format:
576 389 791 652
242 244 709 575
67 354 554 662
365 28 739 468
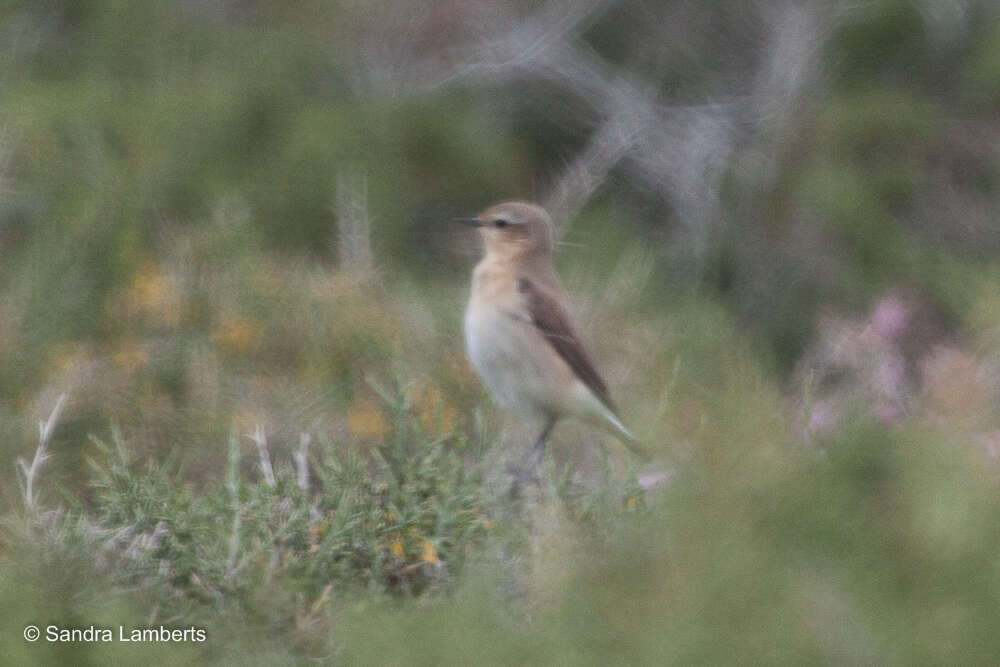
334 171 375 279
745 2 830 191
543 104 646 229
349 0 616 98
348 0 842 255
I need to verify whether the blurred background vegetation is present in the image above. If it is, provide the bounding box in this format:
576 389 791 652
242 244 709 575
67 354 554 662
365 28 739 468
2 0 1000 663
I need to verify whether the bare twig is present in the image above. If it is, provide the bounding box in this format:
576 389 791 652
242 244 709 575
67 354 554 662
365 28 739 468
225 429 244 579
295 432 311 492
16 393 67 512
247 424 276 487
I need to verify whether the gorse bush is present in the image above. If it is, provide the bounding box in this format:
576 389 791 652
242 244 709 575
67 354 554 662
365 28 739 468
5 380 650 662
61 381 498 613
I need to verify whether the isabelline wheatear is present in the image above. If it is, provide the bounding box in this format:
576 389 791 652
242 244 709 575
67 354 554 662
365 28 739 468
459 201 647 472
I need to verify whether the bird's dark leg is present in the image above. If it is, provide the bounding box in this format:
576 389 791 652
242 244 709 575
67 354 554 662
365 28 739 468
507 418 557 493
528 418 556 469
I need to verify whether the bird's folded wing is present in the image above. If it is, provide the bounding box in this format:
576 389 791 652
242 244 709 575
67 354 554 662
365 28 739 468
512 277 619 417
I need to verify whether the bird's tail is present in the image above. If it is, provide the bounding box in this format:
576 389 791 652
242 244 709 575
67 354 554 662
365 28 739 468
599 408 652 461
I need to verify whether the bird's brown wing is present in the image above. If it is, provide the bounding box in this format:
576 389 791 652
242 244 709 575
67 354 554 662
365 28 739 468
514 277 619 416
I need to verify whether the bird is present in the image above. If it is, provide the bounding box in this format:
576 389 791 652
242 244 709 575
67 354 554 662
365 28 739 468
458 201 648 478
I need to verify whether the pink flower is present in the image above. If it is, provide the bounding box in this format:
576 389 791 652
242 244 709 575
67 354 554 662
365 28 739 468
875 402 903 424
986 431 1000 461
808 403 839 435
871 296 908 342
637 470 674 491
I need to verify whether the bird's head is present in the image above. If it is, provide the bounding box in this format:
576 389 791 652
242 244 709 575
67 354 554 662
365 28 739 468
456 201 556 261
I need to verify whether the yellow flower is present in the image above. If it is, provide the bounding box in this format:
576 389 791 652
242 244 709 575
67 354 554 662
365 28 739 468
421 539 438 564
130 262 169 308
625 497 638 510
347 400 388 440
482 518 493 530
309 523 322 553
111 337 149 371
212 315 261 354
127 261 181 326
47 343 85 374
446 354 477 391
408 381 457 435
233 411 267 433
390 538 404 557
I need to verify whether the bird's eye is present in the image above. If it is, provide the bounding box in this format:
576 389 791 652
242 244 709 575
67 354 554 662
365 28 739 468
494 218 509 228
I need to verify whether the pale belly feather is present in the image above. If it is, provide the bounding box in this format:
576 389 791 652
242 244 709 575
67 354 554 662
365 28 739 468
464 303 562 422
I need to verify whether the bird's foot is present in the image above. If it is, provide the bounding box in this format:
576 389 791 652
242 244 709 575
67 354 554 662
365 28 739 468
505 462 541 500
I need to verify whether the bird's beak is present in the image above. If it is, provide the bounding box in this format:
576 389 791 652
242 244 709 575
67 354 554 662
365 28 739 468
454 217 484 227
